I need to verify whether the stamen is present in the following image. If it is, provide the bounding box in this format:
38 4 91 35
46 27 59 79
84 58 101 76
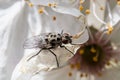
72 25 86 39
79 5 84 11
104 23 120 44
28 2 34 7
100 6 104 10
106 23 113 34
52 16 56 21
93 56 98 62
87 26 94 42
92 0 107 25
85 73 88 77
117 1 120 5
97 72 102 77
52 3 57 8
85 9 90 14
68 72 72 77
90 47 96 53
80 0 84 4
38 7 44 14
75 63 81 69
80 73 84 77
70 64 75 69
106 61 111 66
98 31 106 42
79 49 84 55
48 3 52 7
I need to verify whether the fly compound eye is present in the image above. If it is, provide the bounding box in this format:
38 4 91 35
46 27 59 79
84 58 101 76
54 35 56 37
57 38 61 41
45 38 48 41
62 40 69 44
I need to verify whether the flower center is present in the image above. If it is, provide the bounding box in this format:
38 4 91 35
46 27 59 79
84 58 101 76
79 44 104 66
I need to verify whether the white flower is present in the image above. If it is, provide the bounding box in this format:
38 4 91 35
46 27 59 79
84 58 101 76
0 0 89 79
11 46 77 80
10 0 120 80
69 0 120 80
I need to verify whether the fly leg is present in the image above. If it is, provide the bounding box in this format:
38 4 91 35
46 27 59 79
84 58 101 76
47 49 59 67
60 45 74 55
27 49 43 61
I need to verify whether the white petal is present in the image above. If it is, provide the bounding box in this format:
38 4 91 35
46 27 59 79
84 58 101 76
11 47 75 80
111 22 120 44
30 0 58 6
95 66 120 80
30 0 80 7
52 6 83 17
72 29 89 44
87 0 106 29
111 5 120 26
31 65 77 80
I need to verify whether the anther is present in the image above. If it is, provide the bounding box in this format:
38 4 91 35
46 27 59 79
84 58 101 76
52 3 57 8
85 73 88 77
70 64 75 69
117 1 120 5
68 72 72 77
79 5 84 11
100 6 104 10
80 73 84 77
80 0 84 4
75 63 80 69
106 61 111 66
79 49 84 55
38 7 44 14
28 2 33 7
85 9 90 14
107 24 113 34
48 3 52 7
98 72 102 77
52 16 56 21
93 56 98 62
90 47 96 53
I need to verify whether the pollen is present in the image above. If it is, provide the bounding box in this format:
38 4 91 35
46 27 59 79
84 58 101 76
93 56 98 62
79 5 84 11
79 49 84 55
68 72 72 77
28 2 33 7
85 9 90 14
38 8 44 14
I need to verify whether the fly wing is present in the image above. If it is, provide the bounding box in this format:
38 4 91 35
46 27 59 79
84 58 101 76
23 35 45 49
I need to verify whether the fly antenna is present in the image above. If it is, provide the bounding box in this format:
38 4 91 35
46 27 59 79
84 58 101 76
61 30 64 35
